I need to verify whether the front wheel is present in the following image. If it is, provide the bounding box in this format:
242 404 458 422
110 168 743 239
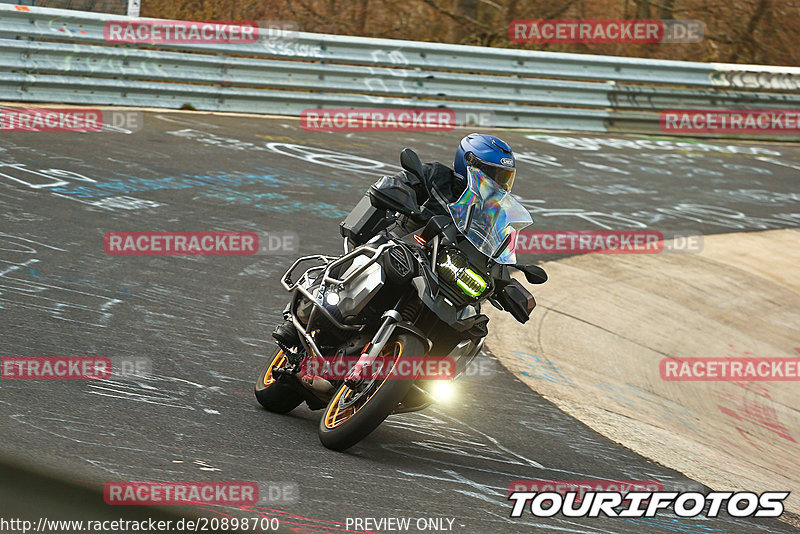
318 333 423 451
255 348 304 414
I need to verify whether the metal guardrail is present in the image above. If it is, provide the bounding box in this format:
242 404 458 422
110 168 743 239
1 4 799 135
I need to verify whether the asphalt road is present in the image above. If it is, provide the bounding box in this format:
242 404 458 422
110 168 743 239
1 112 799 533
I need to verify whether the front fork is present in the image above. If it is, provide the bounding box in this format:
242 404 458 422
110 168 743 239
344 309 403 388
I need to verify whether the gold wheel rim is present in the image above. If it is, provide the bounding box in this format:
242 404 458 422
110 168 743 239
322 341 403 430
263 350 288 387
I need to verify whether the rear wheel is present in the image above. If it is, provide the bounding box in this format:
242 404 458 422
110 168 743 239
318 334 423 451
254 348 303 414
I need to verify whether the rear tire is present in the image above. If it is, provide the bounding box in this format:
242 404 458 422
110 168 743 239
318 334 423 451
255 348 303 414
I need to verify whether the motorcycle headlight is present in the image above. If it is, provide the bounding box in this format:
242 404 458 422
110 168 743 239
437 250 487 298
457 267 487 297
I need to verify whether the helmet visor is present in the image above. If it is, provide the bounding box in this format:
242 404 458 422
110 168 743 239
466 152 515 191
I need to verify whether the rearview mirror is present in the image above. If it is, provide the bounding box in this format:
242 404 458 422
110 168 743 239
514 264 548 285
400 148 424 180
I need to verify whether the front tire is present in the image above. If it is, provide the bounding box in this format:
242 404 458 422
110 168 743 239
318 334 423 451
255 348 303 414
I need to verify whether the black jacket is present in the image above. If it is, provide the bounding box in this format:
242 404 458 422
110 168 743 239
390 162 466 224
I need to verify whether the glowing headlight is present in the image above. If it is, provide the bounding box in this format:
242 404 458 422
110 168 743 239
456 268 487 297
431 381 454 402
437 250 487 298
325 292 340 306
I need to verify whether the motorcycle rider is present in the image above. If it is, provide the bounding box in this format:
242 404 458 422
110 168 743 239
381 133 517 234
273 133 523 350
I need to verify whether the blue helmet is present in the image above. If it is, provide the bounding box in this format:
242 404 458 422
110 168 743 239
453 133 516 192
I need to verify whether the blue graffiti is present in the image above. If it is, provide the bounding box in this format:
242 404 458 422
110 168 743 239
511 349 577 387
49 171 287 199
47 168 355 218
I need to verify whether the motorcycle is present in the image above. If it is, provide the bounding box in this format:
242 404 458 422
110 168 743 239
255 148 547 451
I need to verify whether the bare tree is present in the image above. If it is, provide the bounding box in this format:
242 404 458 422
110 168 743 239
635 0 651 18
658 0 675 19
450 0 479 42
729 0 771 63
138 0 797 66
